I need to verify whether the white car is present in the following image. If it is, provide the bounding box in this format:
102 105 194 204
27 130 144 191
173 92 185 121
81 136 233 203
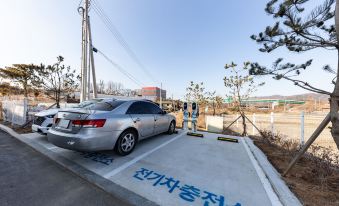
32 99 106 134
32 108 59 134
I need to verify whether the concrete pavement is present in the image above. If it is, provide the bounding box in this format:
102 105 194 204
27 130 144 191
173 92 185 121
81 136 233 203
0 124 302 206
0 130 126 206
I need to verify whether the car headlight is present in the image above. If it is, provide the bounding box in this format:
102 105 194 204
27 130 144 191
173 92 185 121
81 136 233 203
46 115 55 118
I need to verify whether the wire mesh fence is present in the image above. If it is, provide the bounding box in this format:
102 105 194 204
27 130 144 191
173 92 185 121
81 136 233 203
1 98 28 126
222 112 337 150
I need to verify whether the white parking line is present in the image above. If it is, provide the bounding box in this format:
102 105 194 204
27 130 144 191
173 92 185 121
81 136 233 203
240 137 282 206
46 146 58 150
103 131 186 179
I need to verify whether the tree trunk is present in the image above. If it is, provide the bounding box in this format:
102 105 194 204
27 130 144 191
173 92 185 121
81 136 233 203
56 92 60 108
241 113 247 136
55 91 60 108
330 2 339 150
23 84 28 97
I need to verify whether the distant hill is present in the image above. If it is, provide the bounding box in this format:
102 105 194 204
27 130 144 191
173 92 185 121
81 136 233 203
253 93 329 101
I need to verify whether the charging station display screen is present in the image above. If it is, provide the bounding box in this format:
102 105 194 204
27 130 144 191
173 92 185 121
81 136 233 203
184 102 188 110
192 103 196 110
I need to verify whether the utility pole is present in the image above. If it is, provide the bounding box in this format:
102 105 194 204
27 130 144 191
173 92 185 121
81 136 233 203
79 0 98 101
160 83 162 109
80 6 85 102
87 16 98 99
87 47 91 100
172 94 174 111
80 0 89 102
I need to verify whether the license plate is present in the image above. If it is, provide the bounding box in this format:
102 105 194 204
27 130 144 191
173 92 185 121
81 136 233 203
58 119 70 129
32 125 38 132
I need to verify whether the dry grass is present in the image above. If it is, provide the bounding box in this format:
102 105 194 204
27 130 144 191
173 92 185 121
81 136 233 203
249 130 339 206
172 112 207 130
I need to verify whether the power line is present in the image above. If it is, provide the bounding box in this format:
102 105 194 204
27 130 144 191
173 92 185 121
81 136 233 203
91 0 158 84
94 48 144 87
78 0 83 9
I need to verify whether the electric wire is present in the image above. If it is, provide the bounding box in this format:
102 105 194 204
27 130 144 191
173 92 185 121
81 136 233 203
91 0 158 84
95 48 144 87
78 0 83 8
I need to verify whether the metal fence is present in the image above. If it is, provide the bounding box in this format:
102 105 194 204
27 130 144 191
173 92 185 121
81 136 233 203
222 112 337 150
1 98 28 126
0 96 75 126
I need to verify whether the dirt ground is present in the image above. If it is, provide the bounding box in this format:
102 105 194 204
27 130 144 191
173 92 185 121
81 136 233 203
250 133 339 206
0 121 33 134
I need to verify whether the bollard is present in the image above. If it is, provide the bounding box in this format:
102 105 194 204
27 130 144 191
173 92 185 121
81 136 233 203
300 111 304 145
252 113 256 135
270 112 274 135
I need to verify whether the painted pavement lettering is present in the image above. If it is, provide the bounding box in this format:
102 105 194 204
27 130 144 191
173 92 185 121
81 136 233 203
77 152 114 165
133 168 241 206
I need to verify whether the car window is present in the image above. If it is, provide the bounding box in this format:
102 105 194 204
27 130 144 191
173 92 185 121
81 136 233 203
89 100 125 111
126 101 152 114
146 102 163 114
77 101 94 108
78 98 108 108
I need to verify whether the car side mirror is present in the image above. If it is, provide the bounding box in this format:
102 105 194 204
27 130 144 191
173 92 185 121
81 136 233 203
161 110 167 115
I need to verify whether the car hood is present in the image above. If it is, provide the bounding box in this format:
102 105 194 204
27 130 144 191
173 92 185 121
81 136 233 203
35 108 60 117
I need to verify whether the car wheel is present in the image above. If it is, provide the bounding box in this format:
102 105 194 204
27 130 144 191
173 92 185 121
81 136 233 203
116 130 137 156
167 121 176 134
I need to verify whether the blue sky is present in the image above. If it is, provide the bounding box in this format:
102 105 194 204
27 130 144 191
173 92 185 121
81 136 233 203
0 0 336 99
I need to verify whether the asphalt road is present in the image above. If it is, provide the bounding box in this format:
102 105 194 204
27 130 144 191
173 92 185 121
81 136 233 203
0 130 126 206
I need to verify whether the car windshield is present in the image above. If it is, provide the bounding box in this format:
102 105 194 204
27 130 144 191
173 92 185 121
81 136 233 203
76 99 103 108
87 100 125 111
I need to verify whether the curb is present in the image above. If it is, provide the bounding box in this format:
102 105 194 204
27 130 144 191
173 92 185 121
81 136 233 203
0 124 158 206
244 137 302 206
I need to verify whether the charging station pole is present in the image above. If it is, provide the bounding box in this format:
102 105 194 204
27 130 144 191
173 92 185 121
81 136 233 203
183 102 189 130
191 102 199 132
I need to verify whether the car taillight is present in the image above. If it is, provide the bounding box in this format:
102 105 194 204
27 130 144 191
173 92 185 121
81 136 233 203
72 119 106 128
53 116 59 124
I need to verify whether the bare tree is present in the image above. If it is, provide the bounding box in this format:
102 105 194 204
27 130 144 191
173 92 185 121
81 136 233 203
185 81 207 105
98 80 105 94
224 62 264 136
106 81 113 94
40 56 79 108
206 91 217 116
215 95 224 110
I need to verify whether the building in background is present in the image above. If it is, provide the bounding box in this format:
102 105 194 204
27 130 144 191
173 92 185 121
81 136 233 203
133 89 142 97
141 87 166 101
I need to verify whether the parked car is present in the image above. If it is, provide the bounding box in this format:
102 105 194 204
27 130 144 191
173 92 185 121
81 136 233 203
32 99 106 134
47 99 176 155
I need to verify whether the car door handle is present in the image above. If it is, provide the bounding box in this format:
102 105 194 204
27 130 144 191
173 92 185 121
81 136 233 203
134 118 141 123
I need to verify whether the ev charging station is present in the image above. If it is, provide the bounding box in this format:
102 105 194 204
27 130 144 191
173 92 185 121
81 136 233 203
191 102 199 132
182 102 189 130
183 101 203 137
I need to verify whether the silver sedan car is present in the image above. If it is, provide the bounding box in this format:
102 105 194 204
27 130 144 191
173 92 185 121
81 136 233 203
47 99 176 155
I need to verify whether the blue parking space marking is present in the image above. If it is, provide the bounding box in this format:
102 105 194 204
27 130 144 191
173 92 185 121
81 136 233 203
103 131 186 178
133 168 242 206
77 151 114 165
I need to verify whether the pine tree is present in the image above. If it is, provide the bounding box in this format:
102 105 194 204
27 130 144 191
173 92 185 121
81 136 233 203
249 0 339 149
0 64 42 97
